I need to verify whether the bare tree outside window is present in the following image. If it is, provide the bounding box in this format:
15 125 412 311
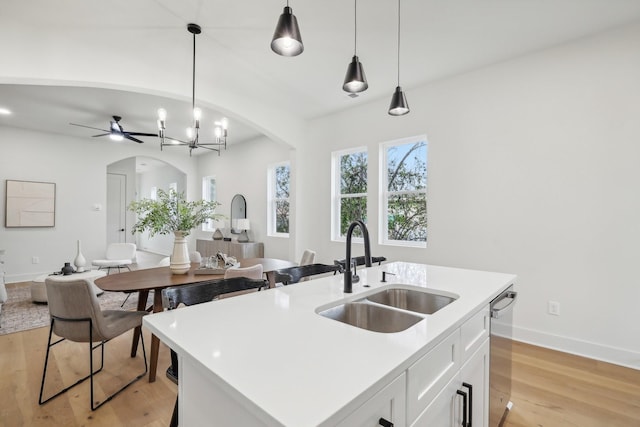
384 140 427 243
275 165 290 233
339 151 367 237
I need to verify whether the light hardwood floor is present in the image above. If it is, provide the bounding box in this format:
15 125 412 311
1 325 639 426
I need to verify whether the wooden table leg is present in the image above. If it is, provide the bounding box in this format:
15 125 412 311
148 289 164 383
130 289 149 357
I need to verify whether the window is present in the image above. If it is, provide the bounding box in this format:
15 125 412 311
379 136 427 247
150 186 157 200
267 162 290 237
332 147 367 240
201 176 217 231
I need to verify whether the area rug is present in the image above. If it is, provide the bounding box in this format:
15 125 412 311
0 284 152 336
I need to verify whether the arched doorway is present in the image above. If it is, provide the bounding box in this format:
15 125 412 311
107 156 186 255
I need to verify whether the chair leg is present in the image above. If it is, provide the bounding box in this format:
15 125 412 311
39 318 105 406
121 292 132 307
170 397 179 427
39 317 148 411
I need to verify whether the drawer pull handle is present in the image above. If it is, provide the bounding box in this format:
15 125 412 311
462 382 473 427
378 417 394 427
457 389 468 427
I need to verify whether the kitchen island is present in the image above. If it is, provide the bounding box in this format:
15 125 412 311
143 262 516 426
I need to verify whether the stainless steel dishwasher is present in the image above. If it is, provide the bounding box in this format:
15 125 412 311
489 285 518 426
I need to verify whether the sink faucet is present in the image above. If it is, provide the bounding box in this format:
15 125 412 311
344 220 372 293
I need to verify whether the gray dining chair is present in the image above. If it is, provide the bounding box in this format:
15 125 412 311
39 278 148 410
273 263 344 286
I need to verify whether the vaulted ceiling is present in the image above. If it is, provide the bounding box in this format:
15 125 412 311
2 0 640 149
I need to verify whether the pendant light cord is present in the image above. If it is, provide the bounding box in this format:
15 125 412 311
354 0 358 55
397 0 401 86
192 30 196 111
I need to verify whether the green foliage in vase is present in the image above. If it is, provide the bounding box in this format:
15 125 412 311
129 189 223 237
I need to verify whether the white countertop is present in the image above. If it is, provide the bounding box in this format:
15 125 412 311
143 262 516 426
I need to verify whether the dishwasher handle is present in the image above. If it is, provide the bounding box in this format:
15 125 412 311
491 290 518 319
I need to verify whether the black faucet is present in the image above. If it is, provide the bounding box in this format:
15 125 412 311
344 220 372 293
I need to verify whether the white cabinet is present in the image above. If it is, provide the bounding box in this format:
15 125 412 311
410 306 491 427
336 373 406 427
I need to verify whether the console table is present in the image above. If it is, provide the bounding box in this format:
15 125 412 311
196 240 263 260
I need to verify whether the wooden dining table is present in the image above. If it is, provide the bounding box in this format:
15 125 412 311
95 257 297 382
95 263 223 382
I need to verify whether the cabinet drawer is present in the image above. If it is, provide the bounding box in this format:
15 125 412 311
336 373 406 427
460 305 489 363
406 329 460 424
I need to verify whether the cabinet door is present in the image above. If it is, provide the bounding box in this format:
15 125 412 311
336 373 406 427
411 374 458 427
458 338 490 427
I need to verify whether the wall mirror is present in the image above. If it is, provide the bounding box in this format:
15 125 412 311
230 194 247 234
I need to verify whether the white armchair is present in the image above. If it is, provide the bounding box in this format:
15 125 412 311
91 243 137 274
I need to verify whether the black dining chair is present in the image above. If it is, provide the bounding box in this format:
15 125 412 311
161 276 268 427
273 263 344 286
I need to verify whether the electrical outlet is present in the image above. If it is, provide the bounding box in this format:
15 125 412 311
32 256 39 264
548 300 560 316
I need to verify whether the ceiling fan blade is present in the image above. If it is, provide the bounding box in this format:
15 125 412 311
70 123 109 133
92 133 110 137
127 132 158 137
125 135 144 144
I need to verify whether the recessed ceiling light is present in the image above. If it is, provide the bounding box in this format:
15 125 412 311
0 108 12 115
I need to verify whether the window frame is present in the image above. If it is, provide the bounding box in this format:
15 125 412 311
201 175 218 232
331 146 368 242
378 135 428 248
267 161 290 238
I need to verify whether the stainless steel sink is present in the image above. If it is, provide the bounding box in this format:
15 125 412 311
318 301 423 333
365 288 456 315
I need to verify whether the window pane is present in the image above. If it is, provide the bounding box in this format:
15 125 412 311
340 196 367 237
340 152 367 194
275 166 290 199
207 178 216 201
387 193 427 242
276 200 289 233
386 141 426 192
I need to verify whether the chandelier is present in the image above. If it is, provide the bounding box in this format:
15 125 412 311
157 23 228 156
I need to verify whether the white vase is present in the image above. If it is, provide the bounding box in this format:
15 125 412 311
170 231 191 275
73 239 87 272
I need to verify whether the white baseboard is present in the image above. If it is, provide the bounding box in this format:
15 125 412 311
513 325 640 370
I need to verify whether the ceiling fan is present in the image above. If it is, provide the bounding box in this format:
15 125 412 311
70 115 157 143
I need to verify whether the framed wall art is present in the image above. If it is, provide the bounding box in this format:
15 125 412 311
5 180 56 228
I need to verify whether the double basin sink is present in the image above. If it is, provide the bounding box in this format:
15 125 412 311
317 286 458 333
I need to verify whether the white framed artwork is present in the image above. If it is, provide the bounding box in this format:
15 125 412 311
5 180 56 228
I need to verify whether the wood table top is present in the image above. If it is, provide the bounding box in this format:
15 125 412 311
95 263 223 293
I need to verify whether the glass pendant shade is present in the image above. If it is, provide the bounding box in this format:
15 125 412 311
388 86 410 116
343 55 368 93
271 6 304 56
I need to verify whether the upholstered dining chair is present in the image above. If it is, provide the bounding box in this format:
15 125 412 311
39 278 148 411
91 243 137 274
299 249 316 266
223 263 264 280
162 277 268 427
273 263 344 286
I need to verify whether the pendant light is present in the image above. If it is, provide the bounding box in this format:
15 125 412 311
271 0 304 56
388 0 409 116
343 0 368 93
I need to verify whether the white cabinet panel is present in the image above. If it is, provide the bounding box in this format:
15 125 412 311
337 373 406 427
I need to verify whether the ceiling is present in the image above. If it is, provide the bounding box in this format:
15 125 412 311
2 0 640 152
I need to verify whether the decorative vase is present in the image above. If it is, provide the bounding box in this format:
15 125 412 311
61 262 75 275
73 239 87 272
170 231 191 275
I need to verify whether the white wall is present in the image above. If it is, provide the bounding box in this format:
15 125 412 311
195 136 293 261
298 24 640 368
0 127 198 282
